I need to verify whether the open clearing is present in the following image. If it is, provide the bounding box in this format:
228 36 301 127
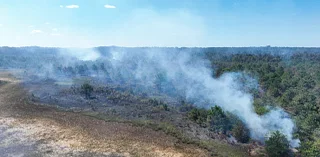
0 71 210 157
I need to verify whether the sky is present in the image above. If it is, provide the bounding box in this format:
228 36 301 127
0 0 320 47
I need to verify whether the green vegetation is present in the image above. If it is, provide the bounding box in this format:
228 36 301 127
207 106 231 134
188 107 209 127
188 106 251 143
188 106 231 130
232 122 250 143
253 98 270 115
265 131 290 157
81 82 94 99
300 140 320 157
207 52 320 155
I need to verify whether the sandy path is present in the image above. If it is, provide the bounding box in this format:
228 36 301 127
0 72 208 157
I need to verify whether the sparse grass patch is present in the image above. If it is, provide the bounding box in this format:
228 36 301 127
197 140 249 157
82 111 249 157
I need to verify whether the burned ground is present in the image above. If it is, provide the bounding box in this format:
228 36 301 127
25 75 256 156
0 71 251 156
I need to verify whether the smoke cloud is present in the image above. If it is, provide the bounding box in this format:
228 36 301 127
4 46 299 147
59 48 101 61
63 48 299 147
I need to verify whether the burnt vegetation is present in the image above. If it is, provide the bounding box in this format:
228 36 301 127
1 46 320 156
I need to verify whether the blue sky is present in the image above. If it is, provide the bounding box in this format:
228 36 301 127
0 0 319 47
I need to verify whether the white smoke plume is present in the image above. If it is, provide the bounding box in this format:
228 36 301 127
43 46 300 147
89 49 299 147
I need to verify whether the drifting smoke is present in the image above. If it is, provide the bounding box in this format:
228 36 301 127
59 48 300 147
12 47 299 147
59 48 101 61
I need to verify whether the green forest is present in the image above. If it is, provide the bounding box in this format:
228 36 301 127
205 51 320 156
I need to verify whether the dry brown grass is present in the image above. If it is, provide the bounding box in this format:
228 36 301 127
0 72 210 157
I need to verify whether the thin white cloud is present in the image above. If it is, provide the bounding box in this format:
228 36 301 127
60 5 64 8
52 28 58 31
28 25 34 28
0 24 2 27
45 22 50 25
31 30 43 34
104 4 116 9
65 5 79 9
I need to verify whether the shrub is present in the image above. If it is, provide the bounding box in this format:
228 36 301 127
208 106 231 134
188 108 209 126
255 105 269 115
300 140 320 157
188 106 233 133
179 101 194 112
232 122 250 143
162 103 169 111
265 131 290 157
253 99 270 115
81 82 94 99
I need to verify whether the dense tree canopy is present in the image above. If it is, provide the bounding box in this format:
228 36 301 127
206 51 320 155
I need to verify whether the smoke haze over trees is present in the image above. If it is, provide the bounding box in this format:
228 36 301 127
1 46 320 154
